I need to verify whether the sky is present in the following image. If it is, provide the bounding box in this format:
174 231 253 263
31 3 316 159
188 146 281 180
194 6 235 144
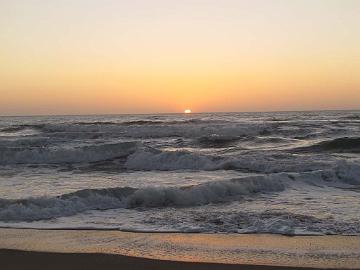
0 0 359 115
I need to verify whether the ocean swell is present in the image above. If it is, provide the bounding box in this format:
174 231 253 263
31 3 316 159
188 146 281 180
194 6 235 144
124 149 329 173
294 137 360 153
125 149 217 171
0 124 45 133
196 134 243 147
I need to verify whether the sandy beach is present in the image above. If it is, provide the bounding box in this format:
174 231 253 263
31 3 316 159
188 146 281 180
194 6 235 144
1 228 360 269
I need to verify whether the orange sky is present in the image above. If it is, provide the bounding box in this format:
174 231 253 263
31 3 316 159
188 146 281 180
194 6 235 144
1 0 359 115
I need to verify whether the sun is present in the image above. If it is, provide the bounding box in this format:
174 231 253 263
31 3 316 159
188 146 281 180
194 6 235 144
184 109 192 114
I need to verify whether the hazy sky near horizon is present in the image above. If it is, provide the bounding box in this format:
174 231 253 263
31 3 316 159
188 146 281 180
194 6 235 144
1 0 359 115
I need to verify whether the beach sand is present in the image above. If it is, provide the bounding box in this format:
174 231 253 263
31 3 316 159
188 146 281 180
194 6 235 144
1 228 360 269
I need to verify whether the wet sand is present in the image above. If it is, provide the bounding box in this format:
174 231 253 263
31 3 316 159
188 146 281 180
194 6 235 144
0 249 322 270
1 228 360 269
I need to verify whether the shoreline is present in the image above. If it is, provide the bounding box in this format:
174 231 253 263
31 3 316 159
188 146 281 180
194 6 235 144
1 228 360 269
0 225 339 236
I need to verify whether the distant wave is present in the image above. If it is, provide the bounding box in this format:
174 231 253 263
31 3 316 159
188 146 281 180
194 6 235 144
124 149 328 173
0 176 286 221
0 124 45 133
125 149 218 171
340 115 360 120
125 151 360 183
74 119 225 126
0 139 298 170
294 137 360 153
196 134 244 147
0 142 139 165
73 121 119 125
0 142 331 173
7 122 273 140
132 119 231 125
0 137 54 148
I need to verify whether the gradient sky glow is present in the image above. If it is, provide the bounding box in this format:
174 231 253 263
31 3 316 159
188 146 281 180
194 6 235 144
1 0 359 115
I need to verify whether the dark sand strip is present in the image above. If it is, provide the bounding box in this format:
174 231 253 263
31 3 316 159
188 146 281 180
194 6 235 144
0 249 322 270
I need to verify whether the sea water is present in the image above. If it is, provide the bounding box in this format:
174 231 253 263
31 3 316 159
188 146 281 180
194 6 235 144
0 111 359 235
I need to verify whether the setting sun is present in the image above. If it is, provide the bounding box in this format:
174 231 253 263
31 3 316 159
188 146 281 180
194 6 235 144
184 109 192 114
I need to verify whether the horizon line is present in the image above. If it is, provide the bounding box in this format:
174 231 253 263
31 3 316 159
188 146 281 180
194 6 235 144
0 108 359 118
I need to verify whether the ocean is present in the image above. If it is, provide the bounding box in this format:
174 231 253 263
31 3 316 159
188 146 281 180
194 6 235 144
0 111 359 235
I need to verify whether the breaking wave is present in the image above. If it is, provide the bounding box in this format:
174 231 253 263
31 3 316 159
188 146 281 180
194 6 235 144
1 161 359 222
0 176 286 221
